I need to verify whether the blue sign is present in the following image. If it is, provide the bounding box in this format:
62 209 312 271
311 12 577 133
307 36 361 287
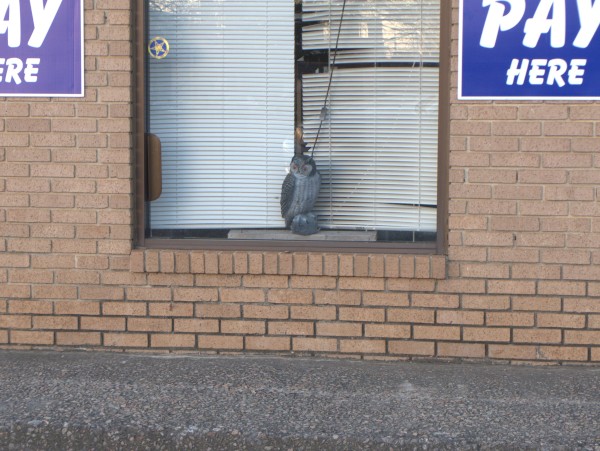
459 0 600 99
0 0 83 97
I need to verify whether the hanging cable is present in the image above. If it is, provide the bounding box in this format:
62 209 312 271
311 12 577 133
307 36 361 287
311 0 348 157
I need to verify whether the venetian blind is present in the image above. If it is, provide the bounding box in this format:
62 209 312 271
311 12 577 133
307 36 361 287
302 0 439 232
147 0 295 229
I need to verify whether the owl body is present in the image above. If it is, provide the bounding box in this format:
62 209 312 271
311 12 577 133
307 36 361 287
280 155 321 230
291 212 319 235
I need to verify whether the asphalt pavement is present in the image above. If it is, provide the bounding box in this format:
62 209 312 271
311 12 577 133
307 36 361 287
0 350 599 450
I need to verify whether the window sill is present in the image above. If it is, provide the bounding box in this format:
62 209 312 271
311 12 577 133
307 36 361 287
130 249 446 280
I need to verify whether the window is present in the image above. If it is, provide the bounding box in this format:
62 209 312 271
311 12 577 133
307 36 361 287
136 0 448 252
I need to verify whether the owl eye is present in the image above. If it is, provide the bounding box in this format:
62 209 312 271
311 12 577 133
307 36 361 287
291 163 299 172
301 164 311 175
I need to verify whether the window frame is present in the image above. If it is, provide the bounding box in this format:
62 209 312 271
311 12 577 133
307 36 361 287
133 0 450 254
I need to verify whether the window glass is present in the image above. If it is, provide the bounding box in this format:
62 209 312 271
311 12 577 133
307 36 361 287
146 0 440 243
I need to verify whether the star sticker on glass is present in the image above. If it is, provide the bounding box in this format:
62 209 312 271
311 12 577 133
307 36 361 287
148 37 170 59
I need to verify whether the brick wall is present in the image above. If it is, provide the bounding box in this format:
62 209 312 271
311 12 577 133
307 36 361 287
0 0 599 364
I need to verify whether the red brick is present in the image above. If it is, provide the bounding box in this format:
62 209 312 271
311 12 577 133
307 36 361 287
365 324 410 339
317 322 362 337
174 288 218 303
437 311 484 325
0 315 32 329
323 254 339 276
10 330 53 345
151 334 195 348
204 252 219 274
412 294 459 309
290 276 336 289
388 309 435 324
175 252 191 273
307 254 323 276
460 263 510 279
128 318 172 332
353 255 369 277
244 275 288 288
104 333 148 348
76 256 110 270
488 345 537 360
103 302 146 316
268 289 313 304
8 300 51 315
56 332 101 346
512 297 561 312
149 303 193 317
33 316 77 330
339 307 384 323
487 281 536 295
339 277 384 291
221 320 265 335
291 306 336 321
388 279 436 292
243 305 288 320
54 270 100 285
538 281 586 296
196 304 241 319
54 300 100 316
513 329 562 344
127 287 171 302
248 253 263 274
268 321 314 336
388 341 434 356
277 253 292 275
340 339 385 354
80 286 124 301
538 346 588 361
147 274 193 287
220 288 264 303
414 326 460 341
195 275 241 287
537 313 585 329
463 327 510 343
246 336 290 351
315 290 361 306
219 252 234 274
438 343 485 358
487 312 534 327
564 330 600 345
362 292 408 307
198 335 243 350
81 317 125 331
174 319 219 333
293 337 337 352
462 295 510 310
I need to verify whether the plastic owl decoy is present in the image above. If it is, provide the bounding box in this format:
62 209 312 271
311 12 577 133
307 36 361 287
280 154 321 234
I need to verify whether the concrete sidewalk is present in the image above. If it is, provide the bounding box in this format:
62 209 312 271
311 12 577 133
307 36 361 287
0 351 599 450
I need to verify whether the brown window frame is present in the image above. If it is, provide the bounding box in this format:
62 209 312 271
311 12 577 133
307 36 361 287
134 0 450 254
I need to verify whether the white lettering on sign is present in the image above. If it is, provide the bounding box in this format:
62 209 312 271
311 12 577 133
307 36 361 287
29 0 63 48
506 58 586 86
480 0 600 48
574 0 600 47
480 0 526 48
523 0 566 48
0 0 63 48
0 0 21 48
0 57 40 83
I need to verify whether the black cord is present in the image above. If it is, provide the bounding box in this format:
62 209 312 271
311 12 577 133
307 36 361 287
311 0 348 157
